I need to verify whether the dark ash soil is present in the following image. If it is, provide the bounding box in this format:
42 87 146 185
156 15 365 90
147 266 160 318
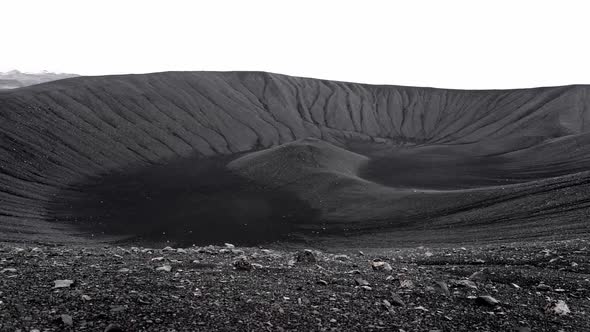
1 239 588 332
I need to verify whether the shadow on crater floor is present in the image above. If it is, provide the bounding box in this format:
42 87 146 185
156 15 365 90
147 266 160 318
357 146 587 190
48 154 320 246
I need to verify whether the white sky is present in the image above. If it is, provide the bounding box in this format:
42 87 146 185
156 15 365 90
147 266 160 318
3 0 590 89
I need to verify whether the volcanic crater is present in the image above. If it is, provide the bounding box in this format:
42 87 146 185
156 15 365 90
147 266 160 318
1 71 589 245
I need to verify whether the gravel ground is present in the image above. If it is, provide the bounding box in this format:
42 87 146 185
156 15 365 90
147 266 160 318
0 239 589 331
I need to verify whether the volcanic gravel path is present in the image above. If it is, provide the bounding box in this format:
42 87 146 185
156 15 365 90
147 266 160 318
1 239 588 331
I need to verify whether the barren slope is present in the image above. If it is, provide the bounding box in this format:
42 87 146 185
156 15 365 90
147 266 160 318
0 71 589 245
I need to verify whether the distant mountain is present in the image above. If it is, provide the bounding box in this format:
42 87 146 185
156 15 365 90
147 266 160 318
0 70 78 89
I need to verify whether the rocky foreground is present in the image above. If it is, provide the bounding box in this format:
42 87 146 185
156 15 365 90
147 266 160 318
0 239 588 332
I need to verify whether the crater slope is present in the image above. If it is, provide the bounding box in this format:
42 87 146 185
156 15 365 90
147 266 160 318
0 71 589 245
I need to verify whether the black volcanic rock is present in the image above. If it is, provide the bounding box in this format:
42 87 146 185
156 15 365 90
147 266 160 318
1 71 590 245
295 249 317 264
